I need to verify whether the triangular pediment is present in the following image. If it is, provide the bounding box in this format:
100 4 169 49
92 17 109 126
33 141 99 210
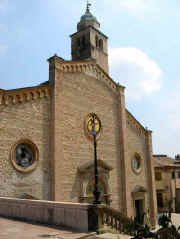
48 56 125 95
78 159 113 173
132 185 146 193
16 193 38 200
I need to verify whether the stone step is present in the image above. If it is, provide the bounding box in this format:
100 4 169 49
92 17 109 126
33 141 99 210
96 233 131 239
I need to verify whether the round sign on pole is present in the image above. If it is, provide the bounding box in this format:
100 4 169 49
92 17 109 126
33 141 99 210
85 113 101 139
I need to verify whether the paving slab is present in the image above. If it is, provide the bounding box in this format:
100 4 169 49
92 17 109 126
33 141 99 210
96 233 130 239
0 217 96 239
0 213 179 239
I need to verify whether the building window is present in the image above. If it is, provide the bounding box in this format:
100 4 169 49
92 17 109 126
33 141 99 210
95 35 99 47
178 172 180 179
99 39 103 50
82 36 86 48
155 172 162 181
133 154 140 169
172 171 175 179
11 139 38 173
133 156 140 169
77 38 81 47
157 193 164 208
132 153 142 174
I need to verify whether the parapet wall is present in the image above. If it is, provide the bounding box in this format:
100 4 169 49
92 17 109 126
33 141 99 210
0 197 96 232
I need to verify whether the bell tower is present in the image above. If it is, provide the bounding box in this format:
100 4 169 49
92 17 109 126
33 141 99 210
70 2 109 73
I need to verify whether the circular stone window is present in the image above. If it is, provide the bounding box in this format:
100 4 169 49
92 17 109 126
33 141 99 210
132 153 142 174
11 140 38 173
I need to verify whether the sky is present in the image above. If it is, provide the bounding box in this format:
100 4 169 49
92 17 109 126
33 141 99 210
0 0 180 157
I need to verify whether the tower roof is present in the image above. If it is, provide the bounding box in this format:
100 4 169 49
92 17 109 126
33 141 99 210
80 2 97 22
77 1 100 31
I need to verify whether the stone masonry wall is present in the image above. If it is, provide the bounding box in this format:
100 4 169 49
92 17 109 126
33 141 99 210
0 197 94 232
52 70 122 209
90 28 109 73
125 122 150 217
0 97 51 200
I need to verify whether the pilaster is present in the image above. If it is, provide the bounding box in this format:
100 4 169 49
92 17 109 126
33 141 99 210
48 55 64 201
117 86 128 215
145 130 157 227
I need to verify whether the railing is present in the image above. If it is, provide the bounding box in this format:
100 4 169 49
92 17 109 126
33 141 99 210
94 205 180 238
96 205 133 235
155 227 180 239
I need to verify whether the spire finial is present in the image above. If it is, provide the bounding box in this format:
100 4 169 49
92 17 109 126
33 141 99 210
86 0 91 13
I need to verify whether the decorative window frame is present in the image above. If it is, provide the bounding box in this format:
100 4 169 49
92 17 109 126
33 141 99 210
10 139 39 173
78 159 113 205
132 185 147 217
131 153 142 175
155 171 162 181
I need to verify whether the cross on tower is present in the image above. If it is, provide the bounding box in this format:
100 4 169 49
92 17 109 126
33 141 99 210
86 0 91 12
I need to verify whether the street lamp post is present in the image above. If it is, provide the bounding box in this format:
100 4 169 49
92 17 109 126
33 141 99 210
91 113 101 205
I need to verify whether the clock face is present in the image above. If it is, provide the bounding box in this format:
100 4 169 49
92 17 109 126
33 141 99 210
85 113 101 138
14 144 34 168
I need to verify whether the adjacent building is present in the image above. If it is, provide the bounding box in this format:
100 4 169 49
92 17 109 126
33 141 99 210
153 155 180 213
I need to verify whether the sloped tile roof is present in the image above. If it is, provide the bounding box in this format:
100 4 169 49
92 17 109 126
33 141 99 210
153 155 180 169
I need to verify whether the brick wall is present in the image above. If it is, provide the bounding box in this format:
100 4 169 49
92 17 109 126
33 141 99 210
0 98 51 200
49 58 157 224
51 69 122 209
0 197 94 232
126 123 149 216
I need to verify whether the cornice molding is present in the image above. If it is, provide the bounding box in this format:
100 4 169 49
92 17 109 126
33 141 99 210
0 85 51 106
126 109 147 137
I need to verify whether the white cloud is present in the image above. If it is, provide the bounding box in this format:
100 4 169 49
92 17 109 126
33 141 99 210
119 0 147 13
163 93 180 132
102 0 161 18
102 0 152 14
109 47 162 100
168 113 180 132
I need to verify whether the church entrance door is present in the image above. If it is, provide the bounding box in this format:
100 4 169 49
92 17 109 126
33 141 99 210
135 199 144 224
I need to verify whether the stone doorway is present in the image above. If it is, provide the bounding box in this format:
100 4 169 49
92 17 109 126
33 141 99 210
132 186 146 224
135 199 144 224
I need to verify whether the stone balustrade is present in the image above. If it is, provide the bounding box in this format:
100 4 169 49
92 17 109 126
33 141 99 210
0 197 97 232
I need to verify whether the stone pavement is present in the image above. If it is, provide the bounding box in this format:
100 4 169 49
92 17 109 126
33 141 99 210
0 214 179 239
97 233 130 239
0 217 96 239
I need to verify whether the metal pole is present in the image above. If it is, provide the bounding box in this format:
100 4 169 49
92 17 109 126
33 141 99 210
91 114 101 205
174 169 177 212
93 133 101 204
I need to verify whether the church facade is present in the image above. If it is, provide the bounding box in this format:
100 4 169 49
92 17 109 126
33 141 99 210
0 5 157 226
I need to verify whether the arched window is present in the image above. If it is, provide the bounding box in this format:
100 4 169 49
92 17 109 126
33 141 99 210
132 153 142 174
95 35 99 48
77 38 81 47
82 36 86 49
133 155 140 169
99 39 103 50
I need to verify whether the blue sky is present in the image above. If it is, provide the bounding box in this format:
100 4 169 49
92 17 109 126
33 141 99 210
0 0 180 157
